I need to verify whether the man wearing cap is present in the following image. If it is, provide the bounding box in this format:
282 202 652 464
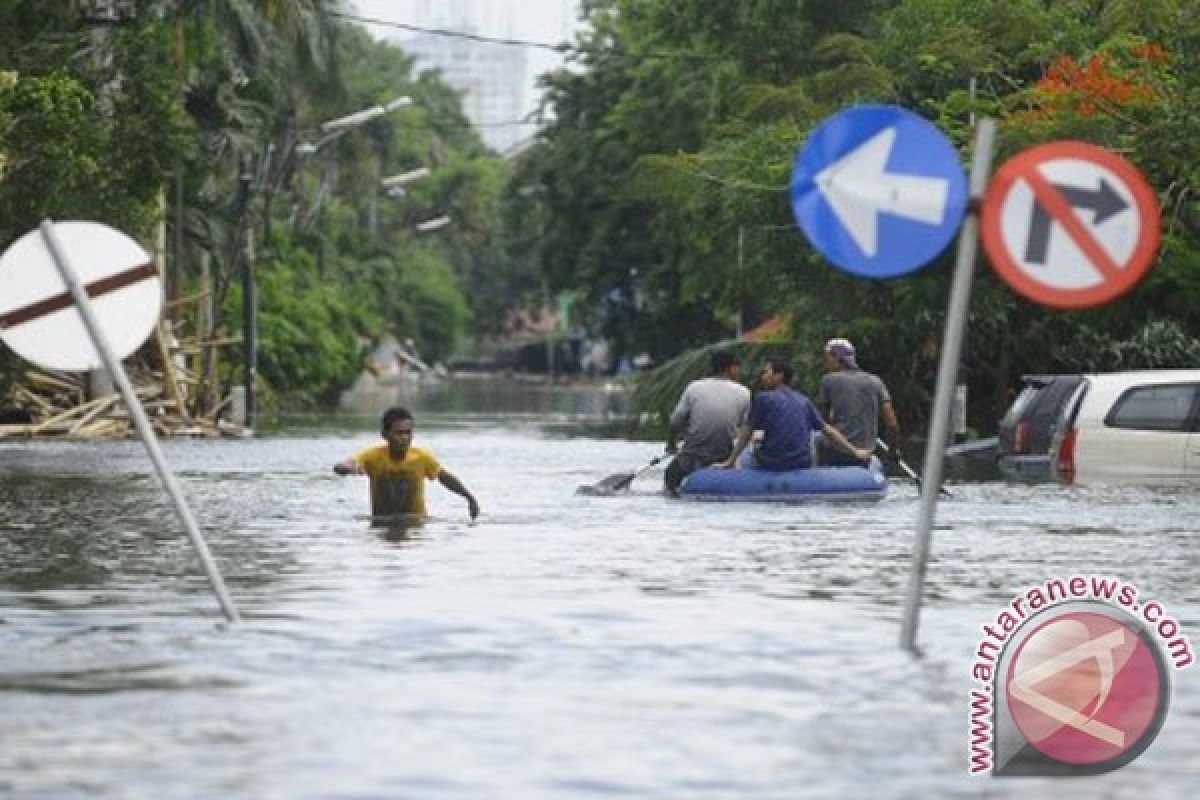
664 348 751 494
816 337 901 466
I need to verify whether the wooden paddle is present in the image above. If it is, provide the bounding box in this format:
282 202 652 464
576 454 666 495
876 439 951 497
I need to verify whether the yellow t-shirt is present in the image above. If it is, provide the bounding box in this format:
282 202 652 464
352 445 442 516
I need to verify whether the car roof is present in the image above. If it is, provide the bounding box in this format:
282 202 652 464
1019 373 1080 385
1081 369 1200 387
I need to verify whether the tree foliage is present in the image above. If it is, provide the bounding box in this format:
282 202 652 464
1 3 531 411
518 0 1200 434
5 1 1199 429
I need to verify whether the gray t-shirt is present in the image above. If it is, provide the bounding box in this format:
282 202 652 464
669 377 751 461
817 370 891 448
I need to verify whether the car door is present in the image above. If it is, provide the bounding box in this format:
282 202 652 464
1187 386 1200 476
1188 431 1200 476
1099 383 1196 479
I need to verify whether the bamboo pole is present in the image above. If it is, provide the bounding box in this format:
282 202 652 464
155 320 189 421
164 287 211 312
67 393 120 435
29 393 117 434
25 369 81 394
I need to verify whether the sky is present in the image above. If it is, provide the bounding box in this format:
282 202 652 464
348 0 579 45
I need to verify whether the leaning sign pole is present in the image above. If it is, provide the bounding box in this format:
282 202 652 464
0 220 241 623
789 104 978 652
901 119 997 652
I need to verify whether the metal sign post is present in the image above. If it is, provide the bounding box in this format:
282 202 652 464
33 220 240 622
900 119 997 653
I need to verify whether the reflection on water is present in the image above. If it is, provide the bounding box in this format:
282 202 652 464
367 513 428 545
1 385 1197 798
333 373 632 420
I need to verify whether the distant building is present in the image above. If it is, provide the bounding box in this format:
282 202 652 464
375 0 583 152
400 26 529 152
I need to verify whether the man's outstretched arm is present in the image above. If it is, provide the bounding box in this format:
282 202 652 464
333 459 364 475
821 423 873 464
438 470 480 519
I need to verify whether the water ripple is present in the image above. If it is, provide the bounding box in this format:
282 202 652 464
2 424 1197 799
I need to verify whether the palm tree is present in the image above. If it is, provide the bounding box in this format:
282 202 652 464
174 0 347 413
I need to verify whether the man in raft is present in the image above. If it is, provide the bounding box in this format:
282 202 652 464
720 358 872 471
664 348 752 494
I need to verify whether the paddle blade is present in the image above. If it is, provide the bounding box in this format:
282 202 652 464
575 471 637 496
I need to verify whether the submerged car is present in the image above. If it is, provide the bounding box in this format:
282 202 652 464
1050 370 1200 484
996 374 1083 481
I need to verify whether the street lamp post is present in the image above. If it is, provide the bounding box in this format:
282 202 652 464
288 97 412 228
415 215 452 233
381 167 431 189
322 99 413 238
236 155 258 432
319 96 411 133
241 97 412 430
378 167 432 231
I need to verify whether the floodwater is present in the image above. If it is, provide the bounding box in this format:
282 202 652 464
1 382 1197 799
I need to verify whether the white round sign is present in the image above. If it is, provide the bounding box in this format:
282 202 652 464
0 221 163 372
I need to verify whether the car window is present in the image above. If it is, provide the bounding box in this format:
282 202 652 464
1025 379 1076 448
1000 386 1040 424
1033 378 1081 415
1029 378 1082 425
1105 384 1198 432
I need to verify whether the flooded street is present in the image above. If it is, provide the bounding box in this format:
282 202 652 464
1 390 1197 799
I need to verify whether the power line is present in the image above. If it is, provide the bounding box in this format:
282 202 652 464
328 10 569 52
330 10 726 65
477 119 542 128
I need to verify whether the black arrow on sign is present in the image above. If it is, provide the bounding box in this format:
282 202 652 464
1024 179 1129 264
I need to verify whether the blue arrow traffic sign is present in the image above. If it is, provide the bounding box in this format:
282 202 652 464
790 105 968 279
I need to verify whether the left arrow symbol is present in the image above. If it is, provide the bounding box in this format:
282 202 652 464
814 127 951 257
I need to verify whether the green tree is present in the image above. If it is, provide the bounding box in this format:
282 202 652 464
1 5 510 413
526 0 1200 434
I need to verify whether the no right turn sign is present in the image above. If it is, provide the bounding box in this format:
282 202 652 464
981 141 1160 309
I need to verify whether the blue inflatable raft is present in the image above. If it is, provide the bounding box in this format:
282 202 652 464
679 460 888 503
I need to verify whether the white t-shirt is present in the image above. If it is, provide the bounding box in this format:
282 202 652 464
669 377 751 460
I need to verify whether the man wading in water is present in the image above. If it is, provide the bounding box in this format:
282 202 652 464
334 406 480 519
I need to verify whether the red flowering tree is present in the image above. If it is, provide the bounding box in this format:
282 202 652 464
1011 41 1172 143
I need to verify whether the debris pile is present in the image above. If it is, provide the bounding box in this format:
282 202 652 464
0 320 246 440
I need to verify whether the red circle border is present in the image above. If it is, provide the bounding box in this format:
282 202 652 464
981 141 1161 310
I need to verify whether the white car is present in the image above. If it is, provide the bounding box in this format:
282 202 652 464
1051 370 1200 484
